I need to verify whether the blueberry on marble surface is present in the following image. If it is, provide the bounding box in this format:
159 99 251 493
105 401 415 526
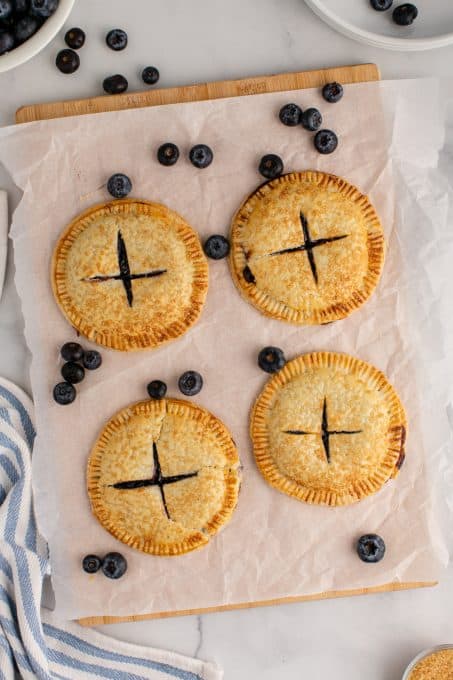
178 371 203 397
106 28 127 51
142 65 159 85
61 342 84 362
107 173 132 199
322 82 344 103
357 534 386 563
56 48 80 74
64 27 85 50
61 361 85 384
258 346 286 374
103 74 128 95
279 103 303 127
147 380 167 400
157 142 179 166
370 0 393 9
314 129 338 155
203 235 230 260
82 555 102 574
301 107 322 132
53 382 76 405
392 3 418 25
102 552 127 579
82 350 102 371
189 144 213 169
259 154 284 180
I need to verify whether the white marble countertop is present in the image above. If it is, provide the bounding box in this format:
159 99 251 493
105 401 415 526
1 1 452 677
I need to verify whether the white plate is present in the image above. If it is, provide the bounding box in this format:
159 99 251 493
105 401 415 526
304 0 453 51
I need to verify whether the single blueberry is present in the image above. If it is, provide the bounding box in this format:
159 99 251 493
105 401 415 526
102 552 127 579
258 346 286 374
157 142 179 166
14 14 38 43
53 382 76 405
189 144 213 169
83 350 102 371
0 0 12 20
357 534 386 563
56 48 80 75
259 154 284 180
12 0 29 13
178 370 203 397
82 554 102 574
107 173 132 199
61 341 84 362
64 27 85 50
279 103 303 127
0 30 14 54
370 0 393 9
61 361 85 384
392 3 418 25
322 82 344 103
142 65 159 85
103 74 128 94
204 235 230 260
147 380 167 400
301 107 322 132
314 129 338 155
30 0 57 18
106 28 127 51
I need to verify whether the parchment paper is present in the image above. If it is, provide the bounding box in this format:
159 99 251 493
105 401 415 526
0 78 451 621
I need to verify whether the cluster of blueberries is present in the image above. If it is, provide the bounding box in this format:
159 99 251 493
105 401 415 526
55 26 160 95
370 0 418 26
0 0 58 55
82 552 127 579
53 341 102 405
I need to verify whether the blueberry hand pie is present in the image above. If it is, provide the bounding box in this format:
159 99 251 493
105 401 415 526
230 171 385 324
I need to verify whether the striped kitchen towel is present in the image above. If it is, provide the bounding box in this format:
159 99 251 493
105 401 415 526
0 376 222 680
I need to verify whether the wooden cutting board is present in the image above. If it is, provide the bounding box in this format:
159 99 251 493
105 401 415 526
15 63 435 625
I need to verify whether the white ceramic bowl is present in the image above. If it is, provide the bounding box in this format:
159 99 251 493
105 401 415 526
0 0 75 74
402 645 453 679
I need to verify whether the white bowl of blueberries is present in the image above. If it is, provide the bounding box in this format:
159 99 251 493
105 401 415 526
0 0 75 73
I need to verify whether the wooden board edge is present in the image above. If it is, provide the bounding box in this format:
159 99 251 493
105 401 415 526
78 580 436 627
15 63 380 124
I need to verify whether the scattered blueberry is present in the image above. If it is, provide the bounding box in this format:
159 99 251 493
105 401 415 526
64 27 85 50
243 265 256 284
0 30 14 54
107 173 132 199
61 361 85 384
203 235 230 260
258 346 286 374
83 350 102 371
13 0 29 13
301 107 322 132
322 82 344 103
279 103 303 127
259 154 284 180
147 380 167 400
0 0 12 20
14 14 38 43
106 28 127 51
30 0 57 18
103 74 128 95
61 341 84 362
392 3 418 25
102 552 127 580
370 0 393 9
56 48 80 75
178 370 203 397
357 534 386 563
82 554 102 574
142 65 159 85
53 382 76 405
314 129 338 155
157 142 179 166
189 144 213 169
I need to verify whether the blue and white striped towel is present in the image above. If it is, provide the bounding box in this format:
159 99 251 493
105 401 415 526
0 377 222 680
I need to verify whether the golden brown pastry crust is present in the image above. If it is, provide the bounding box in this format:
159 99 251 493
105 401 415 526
230 171 385 324
52 199 208 351
87 398 241 556
251 352 406 506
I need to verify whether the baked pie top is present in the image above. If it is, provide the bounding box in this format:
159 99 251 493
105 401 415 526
251 352 406 506
230 171 385 324
87 398 240 556
52 199 208 351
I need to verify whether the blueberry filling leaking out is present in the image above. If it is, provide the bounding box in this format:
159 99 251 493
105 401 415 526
243 265 256 284
82 230 167 307
112 442 198 520
285 397 362 463
268 211 348 285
